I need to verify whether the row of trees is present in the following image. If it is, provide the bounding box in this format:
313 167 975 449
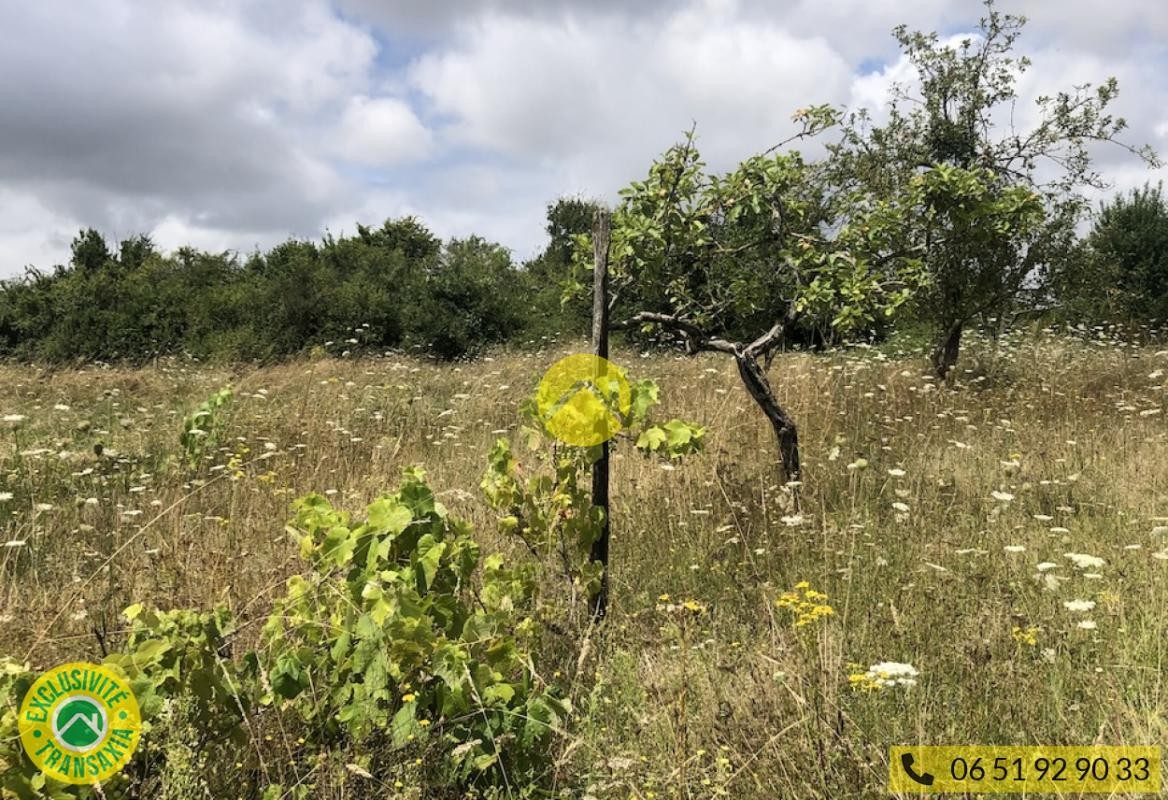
0 213 590 363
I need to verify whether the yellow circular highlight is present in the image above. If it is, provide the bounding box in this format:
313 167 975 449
536 354 631 447
18 662 141 785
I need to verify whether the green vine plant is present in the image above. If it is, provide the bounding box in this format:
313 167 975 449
178 387 233 469
481 373 705 627
0 469 568 799
0 377 696 799
262 468 568 790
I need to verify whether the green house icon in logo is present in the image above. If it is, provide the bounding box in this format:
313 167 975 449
52 696 107 752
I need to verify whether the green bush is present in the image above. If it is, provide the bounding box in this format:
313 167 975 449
0 469 565 799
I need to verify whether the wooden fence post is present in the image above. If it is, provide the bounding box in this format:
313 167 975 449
589 209 612 620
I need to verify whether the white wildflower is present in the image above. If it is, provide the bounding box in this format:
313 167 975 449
863 661 919 688
1040 574 1068 591
1063 599 1096 612
1064 553 1105 570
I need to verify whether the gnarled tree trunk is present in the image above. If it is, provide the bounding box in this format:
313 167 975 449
932 321 963 380
734 352 800 483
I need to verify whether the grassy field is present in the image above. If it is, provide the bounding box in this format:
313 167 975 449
2 329 1167 799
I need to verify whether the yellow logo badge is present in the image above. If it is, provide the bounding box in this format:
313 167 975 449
536 354 631 447
18 662 141 785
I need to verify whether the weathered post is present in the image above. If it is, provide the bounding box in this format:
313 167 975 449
589 209 612 620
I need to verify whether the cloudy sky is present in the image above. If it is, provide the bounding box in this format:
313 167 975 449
0 0 1164 277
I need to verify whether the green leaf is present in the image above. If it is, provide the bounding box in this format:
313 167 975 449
390 702 421 747
628 379 660 422
416 535 447 590
636 426 667 453
322 525 355 565
367 498 413 536
664 419 693 448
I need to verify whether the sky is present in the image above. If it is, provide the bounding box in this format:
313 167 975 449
0 0 1164 277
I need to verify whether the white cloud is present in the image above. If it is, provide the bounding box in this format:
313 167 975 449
403 5 854 255
0 0 377 273
334 96 435 166
0 0 1164 274
0 188 81 275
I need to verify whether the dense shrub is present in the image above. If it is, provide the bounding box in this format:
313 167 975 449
1050 183 1168 325
0 219 533 363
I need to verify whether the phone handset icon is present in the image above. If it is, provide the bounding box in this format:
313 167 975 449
901 753 935 786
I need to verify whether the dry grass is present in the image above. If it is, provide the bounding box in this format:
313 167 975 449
2 328 1167 799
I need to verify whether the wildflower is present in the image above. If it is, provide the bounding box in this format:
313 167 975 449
1011 626 1039 646
1035 562 1058 572
0 492 13 502
1038 572 1067 591
846 458 869 471
2 413 27 427
1076 620 1098 630
892 502 910 513
887 468 906 477
401 693 416 703
991 490 1015 502
1064 553 1105 570
849 661 918 690
776 582 834 627
1004 545 1025 553
1063 599 1096 612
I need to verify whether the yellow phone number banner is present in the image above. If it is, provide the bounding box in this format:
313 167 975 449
889 746 1161 794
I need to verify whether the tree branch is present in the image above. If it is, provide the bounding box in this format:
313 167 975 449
612 312 738 355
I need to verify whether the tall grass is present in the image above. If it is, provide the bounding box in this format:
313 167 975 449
1 328 1166 798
